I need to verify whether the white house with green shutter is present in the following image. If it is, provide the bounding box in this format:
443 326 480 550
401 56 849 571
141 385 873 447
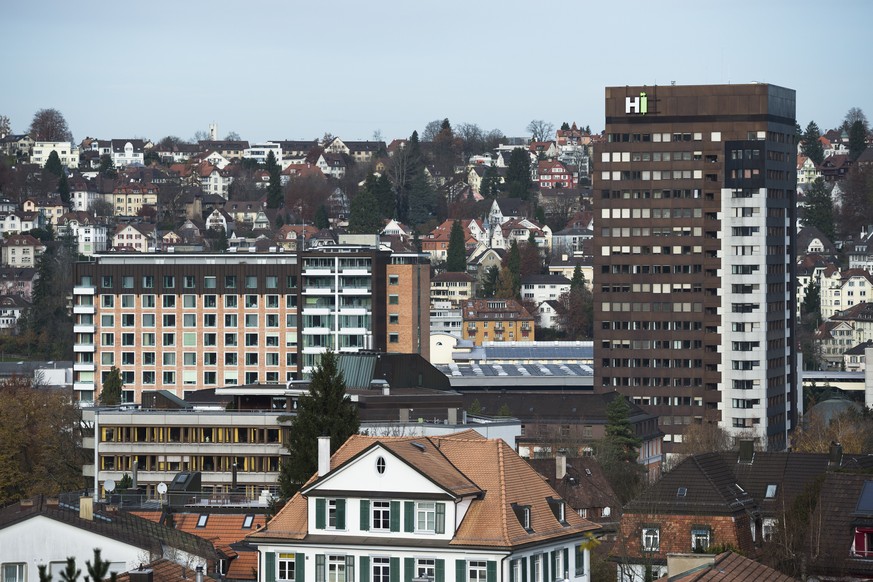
248 432 599 582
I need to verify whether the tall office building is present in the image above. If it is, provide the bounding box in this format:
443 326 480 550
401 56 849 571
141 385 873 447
73 245 430 404
595 84 797 451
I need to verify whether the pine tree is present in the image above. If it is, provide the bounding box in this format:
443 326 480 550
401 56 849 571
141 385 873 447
604 394 642 463
315 205 330 229
265 150 283 209
506 148 533 199
801 121 824 166
278 351 359 499
373 174 395 219
801 178 835 241
100 366 123 405
58 172 71 208
59 558 80 582
849 120 868 162
348 186 381 234
570 264 586 292
43 151 64 178
446 220 466 272
86 548 113 582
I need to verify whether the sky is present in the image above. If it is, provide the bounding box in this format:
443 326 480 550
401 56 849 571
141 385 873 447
5 1 872 144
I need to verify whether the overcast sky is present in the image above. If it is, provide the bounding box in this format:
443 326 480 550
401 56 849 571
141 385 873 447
6 1 871 144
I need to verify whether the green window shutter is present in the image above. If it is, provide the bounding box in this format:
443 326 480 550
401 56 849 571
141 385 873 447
542 555 549 582
337 498 346 530
360 500 370 531
390 501 400 532
346 556 355 582
528 557 534 582
316 555 325 582
404 558 414 582
297 554 306 582
562 549 568 579
550 552 556 581
404 501 415 532
486 562 496 582
435 502 446 534
360 557 370 582
265 552 276 582
456 560 466 582
315 498 326 529
390 558 400 582
435 559 445 582
521 558 527 582
509 560 516 582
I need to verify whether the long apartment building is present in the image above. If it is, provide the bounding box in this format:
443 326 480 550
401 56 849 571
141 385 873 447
595 84 798 451
73 245 429 403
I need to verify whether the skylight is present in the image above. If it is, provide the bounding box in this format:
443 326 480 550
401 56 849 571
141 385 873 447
856 481 873 516
765 484 778 499
677 487 688 498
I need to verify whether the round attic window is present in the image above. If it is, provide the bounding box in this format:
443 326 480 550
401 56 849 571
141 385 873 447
376 456 386 474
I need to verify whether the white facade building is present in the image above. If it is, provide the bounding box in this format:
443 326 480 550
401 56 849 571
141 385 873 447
31 141 79 168
249 433 599 582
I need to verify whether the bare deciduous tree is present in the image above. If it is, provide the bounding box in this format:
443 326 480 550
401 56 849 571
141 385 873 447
29 108 73 142
527 119 555 143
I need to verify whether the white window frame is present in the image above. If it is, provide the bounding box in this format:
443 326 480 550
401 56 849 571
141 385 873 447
643 527 660 552
278 553 296 582
468 561 487 582
372 500 390 531
416 501 436 532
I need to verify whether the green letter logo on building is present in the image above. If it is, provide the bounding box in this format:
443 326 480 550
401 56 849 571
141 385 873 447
625 92 649 115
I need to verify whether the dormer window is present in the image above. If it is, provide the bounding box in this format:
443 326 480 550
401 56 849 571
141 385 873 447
511 503 533 532
547 497 567 525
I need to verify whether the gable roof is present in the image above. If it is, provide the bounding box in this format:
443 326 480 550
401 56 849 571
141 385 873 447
813 472 873 576
0 496 218 560
252 433 599 548
118 560 218 582
662 551 798 582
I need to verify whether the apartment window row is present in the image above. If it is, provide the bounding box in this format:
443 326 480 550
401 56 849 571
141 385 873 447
602 320 702 332
100 330 292 350
602 244 704 256
600 169 708 181
100 293 292 310
97 275 297 290
601 302 702 313
316 498 446 535
101 425 281 444
600 188 708 201
602 358 703 369
601 339 703 350
101 454 280 473
606 131 709 143
632 396 703 407
602 150 711 163
602 376 703 388
601 282 702 294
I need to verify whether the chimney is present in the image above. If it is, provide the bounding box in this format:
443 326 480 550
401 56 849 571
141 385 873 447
738 439 755 464
79 496 94 520
382 383 390 396
318 436 331 477
128 569 153 582
196 566 204 582
556 451 567 480
829 442 844 468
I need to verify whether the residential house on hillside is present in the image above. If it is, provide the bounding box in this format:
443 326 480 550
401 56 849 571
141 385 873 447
819 153 852 181
0 294 30 331
324 138 384 164
820 268 873 319
31 141 79 168
112 223 155 252
796 225 837 260
23 197 66 226
521 275 570 304
846 227 873 271
431 272 477 308
199 140 250 160
316 152 348 179
537 160 578 190
422 220 480 264
796 254 835 316
0 133 34 159
797 154 820 184
111 139 146 168
1 234 45 268
462 298 534 344
0 267 38 301
111 183 158 216
58 212 108 256
529 141 559 159
248 432 601 582
0 212 42 236
245 142 282 165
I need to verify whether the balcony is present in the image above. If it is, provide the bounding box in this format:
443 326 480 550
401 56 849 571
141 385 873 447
303 285 336 295
73 305 96 315
74 343 96 353
74 381 95 392
73 363 95 373
73 286 95 295
74 324 95 334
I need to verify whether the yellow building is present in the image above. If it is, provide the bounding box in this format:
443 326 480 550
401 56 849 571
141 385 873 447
462 298 534 345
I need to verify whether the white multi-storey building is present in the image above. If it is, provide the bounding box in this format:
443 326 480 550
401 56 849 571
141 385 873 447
31 141 79 168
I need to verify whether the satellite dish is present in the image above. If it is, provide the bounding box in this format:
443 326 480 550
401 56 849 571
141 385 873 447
104 479 116 492
157 482 168 495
